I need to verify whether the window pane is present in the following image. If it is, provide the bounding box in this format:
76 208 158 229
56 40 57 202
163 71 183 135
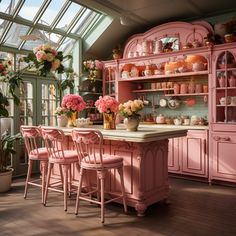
4 23 29 47
58 38 75 54
55 2 82 31
0 19 9 38
17 0 44 21
0 0 20 14
22 29 61 50
71 9 93 34
39 0 66 26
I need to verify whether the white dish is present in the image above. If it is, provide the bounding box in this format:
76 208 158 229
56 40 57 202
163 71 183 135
160 98 167 107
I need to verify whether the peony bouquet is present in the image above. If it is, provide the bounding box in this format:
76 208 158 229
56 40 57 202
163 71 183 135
24 43 67 76
95 95 119 114
119 99 144 118
83 59 103 80
61 94 86 117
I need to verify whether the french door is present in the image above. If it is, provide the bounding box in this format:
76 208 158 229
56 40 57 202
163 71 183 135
14 75 59 176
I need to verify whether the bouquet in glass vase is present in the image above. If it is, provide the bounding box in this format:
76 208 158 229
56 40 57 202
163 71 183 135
95 95 119 129
83 59 103 80
61 94 86 127
119 99 144 131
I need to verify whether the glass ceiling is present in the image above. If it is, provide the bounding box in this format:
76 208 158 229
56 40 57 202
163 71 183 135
0 0 102 54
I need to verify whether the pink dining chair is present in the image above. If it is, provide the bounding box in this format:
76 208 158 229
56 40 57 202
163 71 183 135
71 128 127 224
41 126 79 211
20 125 48 203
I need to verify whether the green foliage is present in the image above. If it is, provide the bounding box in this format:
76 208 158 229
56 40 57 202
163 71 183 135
0 130 22 172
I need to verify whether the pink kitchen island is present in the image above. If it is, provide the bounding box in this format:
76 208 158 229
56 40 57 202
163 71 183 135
63 125 187 216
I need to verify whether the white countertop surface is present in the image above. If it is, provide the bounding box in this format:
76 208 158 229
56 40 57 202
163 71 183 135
62 124 187 143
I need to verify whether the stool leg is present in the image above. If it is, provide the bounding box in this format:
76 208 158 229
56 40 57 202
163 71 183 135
118 166 127 213
97 170 106 224
24 159 33 199
44 163 53 206
41 161 48 204
62 165 69 211
75 168 84 215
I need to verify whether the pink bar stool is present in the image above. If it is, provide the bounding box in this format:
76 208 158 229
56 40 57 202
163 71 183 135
41 126 79 211
72 129 127 224
20 125 48 203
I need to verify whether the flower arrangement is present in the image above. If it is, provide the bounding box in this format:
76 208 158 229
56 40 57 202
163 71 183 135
24 43 71 76
95 95 119 114
0 60 12 77
119 99 144 118
83 59 103 80
55 106 67 116
61 94 86 117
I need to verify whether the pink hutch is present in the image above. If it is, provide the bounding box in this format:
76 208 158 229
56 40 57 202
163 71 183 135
103 21 236 185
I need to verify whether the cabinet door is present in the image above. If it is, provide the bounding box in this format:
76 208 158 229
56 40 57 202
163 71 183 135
211 132 236 182
168 137 181 173
212 49 236 125
181 130 208 177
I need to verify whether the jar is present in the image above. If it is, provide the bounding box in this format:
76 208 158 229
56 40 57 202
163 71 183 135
180 83 188 94
195 84 203 93
173 83 180 94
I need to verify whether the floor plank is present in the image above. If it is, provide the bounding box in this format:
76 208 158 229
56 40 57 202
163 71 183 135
0 177 236 236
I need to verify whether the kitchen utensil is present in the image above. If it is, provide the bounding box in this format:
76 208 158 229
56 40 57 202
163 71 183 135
168 98 181 109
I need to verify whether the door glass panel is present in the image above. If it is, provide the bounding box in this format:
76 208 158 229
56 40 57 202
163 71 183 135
215 51 236 123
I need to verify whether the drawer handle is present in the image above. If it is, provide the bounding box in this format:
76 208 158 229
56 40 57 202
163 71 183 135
220 137 231 141
213 136 220 141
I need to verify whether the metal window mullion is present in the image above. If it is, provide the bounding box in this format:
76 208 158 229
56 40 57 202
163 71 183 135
0 21 13 44
81 14 102 38
76 11 95 36
50 0 71 30
33 0 52 25
66 7 86 34
12 0 26 18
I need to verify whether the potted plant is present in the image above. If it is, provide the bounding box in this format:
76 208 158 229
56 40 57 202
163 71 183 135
0 130 21 192
0 59 22 192
223 19 236 43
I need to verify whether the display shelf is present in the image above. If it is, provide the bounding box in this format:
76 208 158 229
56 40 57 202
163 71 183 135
79 91 102 96
216 86 236 90
132 88 174 93
216 104 236 107
165 92 208 97
118 71 208 82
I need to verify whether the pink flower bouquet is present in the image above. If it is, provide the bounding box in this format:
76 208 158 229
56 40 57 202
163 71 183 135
61 94 86 117
95 96 119 114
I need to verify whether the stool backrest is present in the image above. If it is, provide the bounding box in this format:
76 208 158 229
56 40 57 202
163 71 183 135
20 125 42 155
72 129 103 166
41 126 67 159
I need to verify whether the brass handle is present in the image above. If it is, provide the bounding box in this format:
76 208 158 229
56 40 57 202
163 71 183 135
220 137 231 142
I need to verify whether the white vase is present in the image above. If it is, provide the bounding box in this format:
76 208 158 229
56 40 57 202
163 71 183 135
124 116 140 131
57 115 68 127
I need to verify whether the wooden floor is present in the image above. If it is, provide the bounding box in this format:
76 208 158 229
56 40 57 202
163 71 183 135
1 177 236 236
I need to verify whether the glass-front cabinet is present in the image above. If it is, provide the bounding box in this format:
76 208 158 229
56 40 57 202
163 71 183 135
214 50 236 124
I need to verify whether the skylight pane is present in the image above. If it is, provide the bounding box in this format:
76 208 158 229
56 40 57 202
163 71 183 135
18 0 44 21
0 0 20 14
4 23 29 47
55 2 82 31
58 38 75 54
39 0 66 26
71 9 92 34
0 19 9 38
22 29 62 50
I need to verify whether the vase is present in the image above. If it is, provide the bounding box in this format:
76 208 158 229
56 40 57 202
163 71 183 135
57 115 68 127
103 112 116 130
67 111 77 127
124 116 140 131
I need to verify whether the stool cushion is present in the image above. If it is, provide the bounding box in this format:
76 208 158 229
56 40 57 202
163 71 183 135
49 150 78 164
29 147 48 160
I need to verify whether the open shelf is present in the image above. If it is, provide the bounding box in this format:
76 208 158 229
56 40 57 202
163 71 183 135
165 92 208 97
132 88 174 93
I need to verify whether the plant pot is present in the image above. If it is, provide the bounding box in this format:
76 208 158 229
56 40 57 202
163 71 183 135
0 168 13 192
124 116 140 131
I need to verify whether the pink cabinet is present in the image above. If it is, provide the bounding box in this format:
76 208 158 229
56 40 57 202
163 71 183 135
168 130 208 178
209 44 236 183
210 132 236 183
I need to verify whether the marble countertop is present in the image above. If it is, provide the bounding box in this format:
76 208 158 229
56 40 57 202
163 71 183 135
139 124 209 130
62 124 187 143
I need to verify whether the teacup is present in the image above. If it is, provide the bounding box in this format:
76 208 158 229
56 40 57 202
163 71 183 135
220 97 231 105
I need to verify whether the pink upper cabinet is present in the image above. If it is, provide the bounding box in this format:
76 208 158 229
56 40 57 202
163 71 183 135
123 21 213 59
